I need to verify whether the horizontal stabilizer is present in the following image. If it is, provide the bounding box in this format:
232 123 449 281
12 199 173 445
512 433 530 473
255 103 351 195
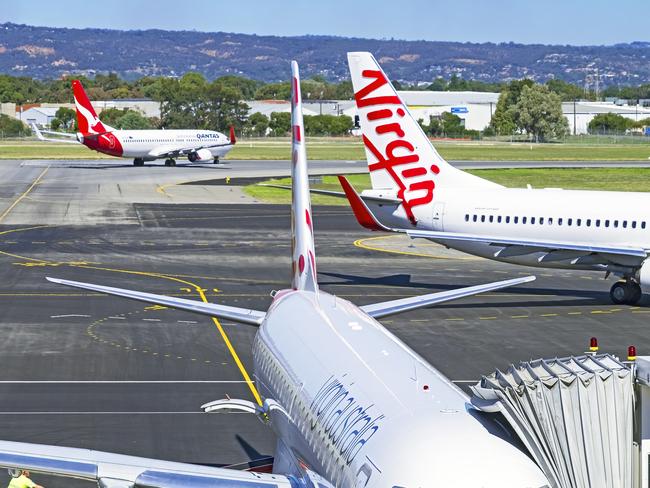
258 183 402 204
338 175 395 231
46 277 265 326
361 276 536 319
31 124 80 144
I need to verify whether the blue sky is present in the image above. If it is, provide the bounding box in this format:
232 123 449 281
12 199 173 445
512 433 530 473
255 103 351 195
3 0 649 45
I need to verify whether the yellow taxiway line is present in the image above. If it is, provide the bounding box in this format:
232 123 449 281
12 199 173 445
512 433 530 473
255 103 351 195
0 167 49 223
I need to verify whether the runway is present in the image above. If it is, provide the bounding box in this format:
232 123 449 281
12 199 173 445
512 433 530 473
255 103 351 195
0 160 648 485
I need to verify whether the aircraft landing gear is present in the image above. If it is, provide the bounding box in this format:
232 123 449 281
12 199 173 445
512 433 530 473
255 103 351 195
164 158 176 167
610 280 642 305
133 158 144 167
213 157 220 164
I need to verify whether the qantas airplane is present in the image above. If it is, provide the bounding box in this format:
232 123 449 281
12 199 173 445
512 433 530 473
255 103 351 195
0 62 549 488
340 51 650 306
32 80 235 166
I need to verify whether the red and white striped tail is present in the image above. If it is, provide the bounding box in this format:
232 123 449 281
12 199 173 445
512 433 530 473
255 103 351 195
72 80 111 134
347 52 497 224
290 61 318 293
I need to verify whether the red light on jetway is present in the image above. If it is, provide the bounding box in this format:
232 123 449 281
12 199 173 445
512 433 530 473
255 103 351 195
628 345 637 361
589 337 599 352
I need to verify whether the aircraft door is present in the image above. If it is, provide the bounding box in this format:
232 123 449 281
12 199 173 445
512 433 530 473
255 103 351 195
432 202 445 231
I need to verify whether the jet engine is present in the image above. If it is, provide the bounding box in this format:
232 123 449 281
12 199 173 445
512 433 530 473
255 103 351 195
638 259 650 291
188 149 212 162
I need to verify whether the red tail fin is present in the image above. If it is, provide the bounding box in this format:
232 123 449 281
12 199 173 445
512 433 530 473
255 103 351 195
229 126 236 144
72 80 107 134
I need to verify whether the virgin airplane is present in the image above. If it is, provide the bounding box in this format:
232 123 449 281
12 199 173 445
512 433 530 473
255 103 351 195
33 80 235 166
0 62 548 488
341 51 650 305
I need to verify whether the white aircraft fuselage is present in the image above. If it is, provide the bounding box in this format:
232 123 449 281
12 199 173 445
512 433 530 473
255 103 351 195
372 186 650 271
80 129 234 161
254 289 548 487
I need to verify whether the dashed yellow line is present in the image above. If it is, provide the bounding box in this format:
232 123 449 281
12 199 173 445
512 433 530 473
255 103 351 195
0 225 263 407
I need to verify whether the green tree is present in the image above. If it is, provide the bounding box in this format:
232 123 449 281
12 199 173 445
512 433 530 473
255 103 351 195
514 84 569 141
588 113 634 134
55 107 76 130
0 114 29 137
489 79 535 135
117 111 153 129
269 112 291 136
248 112 269 137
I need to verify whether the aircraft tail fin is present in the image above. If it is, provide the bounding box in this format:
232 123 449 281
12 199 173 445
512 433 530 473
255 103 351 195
72 80 113 134
290 61 318 293
346 52 499 223
229 126 237 144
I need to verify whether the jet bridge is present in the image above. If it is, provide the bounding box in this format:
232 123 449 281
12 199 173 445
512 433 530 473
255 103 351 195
471 354 637 488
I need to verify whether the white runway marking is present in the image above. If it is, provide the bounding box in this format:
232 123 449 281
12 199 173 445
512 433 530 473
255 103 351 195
108 316 126 320
50 314 91 318
142 318 161 322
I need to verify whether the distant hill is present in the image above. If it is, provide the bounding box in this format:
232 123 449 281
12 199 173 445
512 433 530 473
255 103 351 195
1 22 650 86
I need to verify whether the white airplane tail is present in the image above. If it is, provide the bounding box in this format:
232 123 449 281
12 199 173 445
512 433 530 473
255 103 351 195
347 52 499 223
290 61 318 293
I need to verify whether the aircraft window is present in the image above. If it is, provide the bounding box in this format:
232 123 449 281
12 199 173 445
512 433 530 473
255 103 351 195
522 217 527 224
568 218 573 226
481 215 485 223
472 215 477 222
596 219 601 227
623 221 628 228
505 216 510 223
548 217 553 225
586 219 591 227
558 218 563 225
605 220 610 227
531 217 535 224
514 216 519 224
577 219 582 226
465 214 469 222
539 217 544 225
643 222 647 229
633 221 637 229
497 216 502 223
489 216 494 223
614 220 619 228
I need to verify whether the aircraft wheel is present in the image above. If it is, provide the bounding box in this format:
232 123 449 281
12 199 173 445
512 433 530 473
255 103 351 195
213 157 220 164
165 159 176 167
133 158 144 167
610 281 629 304
629 282 643 305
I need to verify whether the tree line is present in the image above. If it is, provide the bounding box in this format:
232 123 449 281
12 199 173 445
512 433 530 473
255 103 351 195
1 71 649 139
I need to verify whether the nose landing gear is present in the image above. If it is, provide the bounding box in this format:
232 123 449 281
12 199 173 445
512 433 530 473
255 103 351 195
133 158 144 166
610 280 642 305
164 159 176 167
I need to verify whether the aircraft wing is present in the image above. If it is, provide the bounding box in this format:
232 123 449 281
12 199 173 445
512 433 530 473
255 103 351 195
408 229 648 267
31 124 80 144
46 277 265 326
361 276 535 318
0 439 295 487
148 139 235 159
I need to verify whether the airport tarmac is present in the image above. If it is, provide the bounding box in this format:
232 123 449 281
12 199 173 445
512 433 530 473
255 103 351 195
0 160 648 485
